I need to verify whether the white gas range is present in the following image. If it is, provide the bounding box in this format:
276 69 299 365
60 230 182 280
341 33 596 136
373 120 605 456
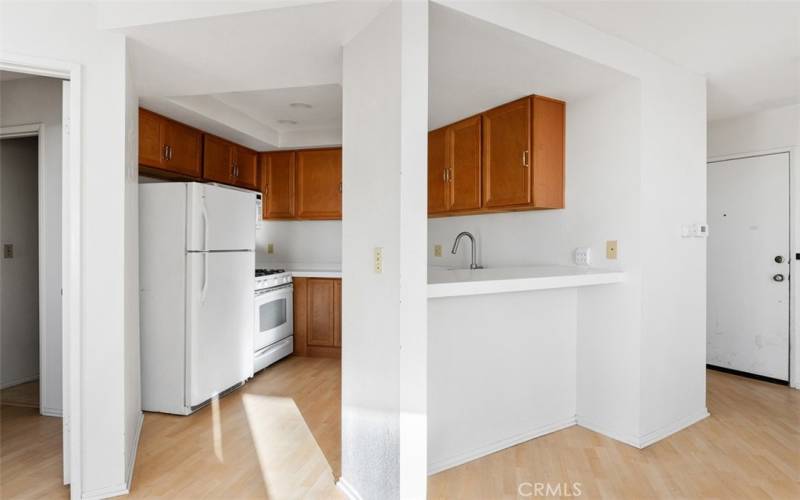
253 269 294 373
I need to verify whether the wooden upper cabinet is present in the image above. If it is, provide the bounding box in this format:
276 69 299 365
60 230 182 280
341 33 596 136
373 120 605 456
428 128 448 215
260 151 295 219
234 146 258 190
139 108 165 168
203 134 235 184
481 98 531 208
447 115 482 211
307 278 336 347
296 148 342 220
163 120 202 177
531 96 565 209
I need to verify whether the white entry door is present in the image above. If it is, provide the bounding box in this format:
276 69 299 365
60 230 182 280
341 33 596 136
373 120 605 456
707 152 790 381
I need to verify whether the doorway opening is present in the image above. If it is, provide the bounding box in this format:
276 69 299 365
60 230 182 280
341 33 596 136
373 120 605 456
0 68 72 496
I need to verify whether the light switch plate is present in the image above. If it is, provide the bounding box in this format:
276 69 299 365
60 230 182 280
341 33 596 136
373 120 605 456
267 243 274 254
3 244 12 259
374 247 383 274
574 247 591 266
606 240 618 260
434 244 442 257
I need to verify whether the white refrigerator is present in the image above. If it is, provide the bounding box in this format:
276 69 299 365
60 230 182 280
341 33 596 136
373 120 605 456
140 182 255 415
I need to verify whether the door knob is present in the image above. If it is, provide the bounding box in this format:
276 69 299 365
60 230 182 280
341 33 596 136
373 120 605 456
773 274 785 282
775 255 784 263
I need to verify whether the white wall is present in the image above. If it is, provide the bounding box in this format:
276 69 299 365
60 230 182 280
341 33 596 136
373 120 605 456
0 137 40 390
123 41 142 486
0 76 63 414
708 104 800 158
438 0 708 446
1 2 136 496
341 1 428 498
708 104 800 390
255 220 341 268
428 288 577 473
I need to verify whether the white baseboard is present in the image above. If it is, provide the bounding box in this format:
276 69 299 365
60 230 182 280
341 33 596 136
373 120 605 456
41 406 62 417
575 415 640 448
577 408 710 449
81 412 143 500
427 417 576 475
125 412 144 489
638 408 709 448
0 375 38 390
81 482 129 500
337 477 363 500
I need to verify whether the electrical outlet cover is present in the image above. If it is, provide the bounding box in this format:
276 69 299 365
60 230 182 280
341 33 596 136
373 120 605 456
574 247 591 266
606 240 618 260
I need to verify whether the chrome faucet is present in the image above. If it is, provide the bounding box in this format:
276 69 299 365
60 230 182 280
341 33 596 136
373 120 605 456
451 231 483 270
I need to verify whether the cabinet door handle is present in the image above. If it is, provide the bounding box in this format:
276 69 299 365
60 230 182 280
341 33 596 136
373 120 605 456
264 184 269 196
449 167 454 182
443 169 448 182
522 150 529 167
338 181 343 194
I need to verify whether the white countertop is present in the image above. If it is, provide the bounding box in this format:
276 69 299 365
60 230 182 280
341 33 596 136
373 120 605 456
289 269 342 278
428 265 626 298
261 263 342 278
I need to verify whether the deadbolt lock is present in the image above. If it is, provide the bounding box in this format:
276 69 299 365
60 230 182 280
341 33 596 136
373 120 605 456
775 255 784 263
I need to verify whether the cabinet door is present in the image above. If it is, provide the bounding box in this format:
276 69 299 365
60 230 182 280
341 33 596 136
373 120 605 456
139 108 165 168
235 146 259 190
293 278 308 356
447 115 482 211
261 151 295 219
428 128 448 215
163 120 202 177
482 98 531 208
532 96 565 209
307 279 335 347
333 279 341 347
203 135 234 184
296 148 342 219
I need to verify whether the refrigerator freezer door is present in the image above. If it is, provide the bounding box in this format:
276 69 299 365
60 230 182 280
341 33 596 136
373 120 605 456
186 251 254 407
187 183 256 252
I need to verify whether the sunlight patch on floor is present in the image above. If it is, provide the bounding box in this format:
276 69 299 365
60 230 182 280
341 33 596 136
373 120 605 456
241 392 342 499
210 394 224 462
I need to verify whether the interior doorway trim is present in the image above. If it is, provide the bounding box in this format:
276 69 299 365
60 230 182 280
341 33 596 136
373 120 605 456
708 147 797 390
0 123 52 416
0 53 83 498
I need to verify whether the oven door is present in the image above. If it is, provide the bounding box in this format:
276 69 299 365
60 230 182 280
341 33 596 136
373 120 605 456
254 283 294 351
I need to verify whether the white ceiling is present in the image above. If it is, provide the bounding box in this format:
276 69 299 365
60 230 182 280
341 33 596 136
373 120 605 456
123 1 632 148
541 1 800 122
428 3 632 129
122 1 385 149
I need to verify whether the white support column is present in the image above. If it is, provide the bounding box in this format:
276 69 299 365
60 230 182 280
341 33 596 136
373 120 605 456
340 1 428 498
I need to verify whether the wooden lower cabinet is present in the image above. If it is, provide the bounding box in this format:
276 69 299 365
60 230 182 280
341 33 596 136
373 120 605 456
293 277 341 358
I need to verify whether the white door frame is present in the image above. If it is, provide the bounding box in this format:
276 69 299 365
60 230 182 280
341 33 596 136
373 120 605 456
0 123 50 415
0 53 83 497
708 147 797 389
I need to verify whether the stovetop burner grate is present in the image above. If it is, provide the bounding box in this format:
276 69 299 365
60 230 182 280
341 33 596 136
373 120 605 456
255 268 286 277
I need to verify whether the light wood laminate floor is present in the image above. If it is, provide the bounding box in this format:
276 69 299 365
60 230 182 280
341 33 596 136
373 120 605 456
0 381 39 408
1 358 798 499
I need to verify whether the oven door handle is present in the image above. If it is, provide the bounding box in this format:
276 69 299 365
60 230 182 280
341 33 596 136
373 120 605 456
255 283 294 297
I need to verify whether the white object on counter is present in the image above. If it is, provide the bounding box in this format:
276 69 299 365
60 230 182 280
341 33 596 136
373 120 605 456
428 265 625 298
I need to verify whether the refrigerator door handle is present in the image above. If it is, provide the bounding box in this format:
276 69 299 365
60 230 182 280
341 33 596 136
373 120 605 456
200 196 209 252
200 252 209 302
